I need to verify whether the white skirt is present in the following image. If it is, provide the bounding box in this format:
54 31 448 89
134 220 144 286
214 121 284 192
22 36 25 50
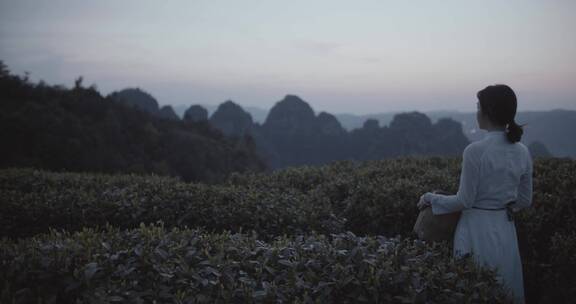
453 208 525 304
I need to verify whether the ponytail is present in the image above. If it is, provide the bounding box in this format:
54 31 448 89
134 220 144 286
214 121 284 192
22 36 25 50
506 120 523 143
477 84 524 143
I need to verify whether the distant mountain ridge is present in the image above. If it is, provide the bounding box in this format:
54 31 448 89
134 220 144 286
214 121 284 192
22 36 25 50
331 110 576 158
173 95 470 168
174 104 268 123
105 83 575 160
109 88 180 121
175 103 575 158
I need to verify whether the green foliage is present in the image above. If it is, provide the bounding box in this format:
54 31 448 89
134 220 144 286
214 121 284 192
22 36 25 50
538 232 576 302
0 65 265 183
514 158 576 303
0 225 510 303
1 157 574 303
227 158 460 236
0 168 342 240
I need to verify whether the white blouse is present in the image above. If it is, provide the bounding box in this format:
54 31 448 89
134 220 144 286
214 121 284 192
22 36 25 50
426 131 533 214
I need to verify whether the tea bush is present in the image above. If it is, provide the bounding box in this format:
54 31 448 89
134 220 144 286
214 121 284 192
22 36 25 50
0 224 510 303
0 168 343 240
1 157 575 303
227 158 461 236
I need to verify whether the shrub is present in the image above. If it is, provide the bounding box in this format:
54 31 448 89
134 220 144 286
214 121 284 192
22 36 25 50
0 168 343 240
1 157 575 303
0 225 510 303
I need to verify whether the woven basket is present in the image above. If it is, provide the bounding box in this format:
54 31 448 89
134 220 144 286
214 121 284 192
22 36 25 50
413 191 461 242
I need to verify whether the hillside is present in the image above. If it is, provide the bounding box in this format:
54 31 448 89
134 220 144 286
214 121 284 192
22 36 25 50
0 63 265 182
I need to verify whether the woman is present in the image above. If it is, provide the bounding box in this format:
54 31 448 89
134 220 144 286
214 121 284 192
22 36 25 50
417 84 533 303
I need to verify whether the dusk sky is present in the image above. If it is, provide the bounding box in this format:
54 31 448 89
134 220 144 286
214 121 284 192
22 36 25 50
1 0 575 114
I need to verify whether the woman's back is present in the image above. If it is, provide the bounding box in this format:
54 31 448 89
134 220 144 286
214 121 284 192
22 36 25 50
470 131 532 210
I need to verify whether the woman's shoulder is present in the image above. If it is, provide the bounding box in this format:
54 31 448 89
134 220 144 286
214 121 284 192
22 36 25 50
460 141 489 166
463 139 489 158
514 141 530 154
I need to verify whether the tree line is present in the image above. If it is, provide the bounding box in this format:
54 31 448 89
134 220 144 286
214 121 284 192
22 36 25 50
0 62 265 182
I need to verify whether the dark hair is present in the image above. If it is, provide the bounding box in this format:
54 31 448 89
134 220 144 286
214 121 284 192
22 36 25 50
477 84 523 143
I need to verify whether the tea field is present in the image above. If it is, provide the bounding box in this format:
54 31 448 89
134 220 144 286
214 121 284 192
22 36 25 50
1 157 574 303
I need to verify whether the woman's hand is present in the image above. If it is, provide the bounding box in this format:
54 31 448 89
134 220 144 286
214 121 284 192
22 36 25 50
417 193 432 210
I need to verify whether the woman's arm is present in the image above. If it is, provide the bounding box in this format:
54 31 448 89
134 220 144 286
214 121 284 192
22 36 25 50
424 145 481 215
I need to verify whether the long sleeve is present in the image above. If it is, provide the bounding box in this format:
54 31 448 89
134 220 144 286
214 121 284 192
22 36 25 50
428 145 481 215
514 153 533 209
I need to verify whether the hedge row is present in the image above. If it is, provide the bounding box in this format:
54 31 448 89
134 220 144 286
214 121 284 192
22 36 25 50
0 224 510 303
0 158 460 239
225 158 473 239
0 168 343 240
1 157 575 302
226 158 576 302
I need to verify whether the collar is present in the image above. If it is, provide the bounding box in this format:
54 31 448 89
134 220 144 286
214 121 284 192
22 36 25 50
485 130 506 139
